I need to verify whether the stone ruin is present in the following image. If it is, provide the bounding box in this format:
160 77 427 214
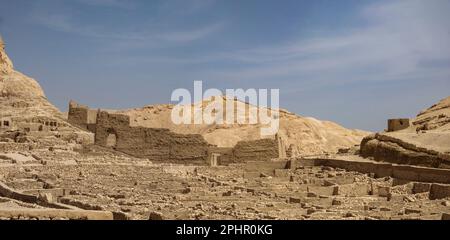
1 37 448 220
68 100 286 165
0 115 63 133
0 117 11 130
387 118 410 132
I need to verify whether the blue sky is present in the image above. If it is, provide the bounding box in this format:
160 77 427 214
0 0 449 131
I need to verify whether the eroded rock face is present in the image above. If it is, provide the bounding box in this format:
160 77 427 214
360 96 450 169
0 38 62 120
360 133 450 169
0 39 45 99
414 96 450 132
0 38 14 74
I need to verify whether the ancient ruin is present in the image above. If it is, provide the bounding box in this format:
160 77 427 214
1 36 449 221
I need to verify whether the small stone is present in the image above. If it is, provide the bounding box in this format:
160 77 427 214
307 208 316 215
148 211 164 220
327 173 336 178
38 193 54 203
307 192 318 198
181 188 191 194
442 213 450 220
403 195 416 203
315 173 325 178
222 191 232 196
345 212 356 218
332 199 342 206
404 208 421 215
322 166 334 171
260 173 270 178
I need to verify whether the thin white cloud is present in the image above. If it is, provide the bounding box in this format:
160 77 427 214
71 0 136 9
30 5 224 45
198 0 450 85
158 0 217 15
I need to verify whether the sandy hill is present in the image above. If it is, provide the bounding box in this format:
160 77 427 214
116 96 369 156
0 37 63 120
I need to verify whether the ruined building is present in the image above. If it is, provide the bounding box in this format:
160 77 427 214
387 118 410 132
68 100 286 165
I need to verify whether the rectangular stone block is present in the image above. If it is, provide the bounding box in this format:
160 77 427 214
289 197 302 204
307 186 337 196
442 213 450 220
392 166 420 182
429 184 450 200
412 182 431 194
243 171 260 179
274 169 290 177
336 183 370 197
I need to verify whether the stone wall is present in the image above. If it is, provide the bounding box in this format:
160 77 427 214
289 158 450 184
232 138 281 163
95 111 210 164
67 100 97 132
68 101 286 165
387 118 410 132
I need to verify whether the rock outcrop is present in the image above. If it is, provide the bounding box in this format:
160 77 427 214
0 37 63 121
360 96 450 169
0 37 93 146
413 96 450 132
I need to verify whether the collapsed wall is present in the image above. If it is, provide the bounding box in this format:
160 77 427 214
68 100 286 164
67 100 98 132
232 138 281 163
95 111 210 164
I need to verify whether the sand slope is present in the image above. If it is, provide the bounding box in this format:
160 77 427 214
118 97 369 156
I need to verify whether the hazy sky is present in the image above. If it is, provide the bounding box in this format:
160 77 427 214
0 0 449 131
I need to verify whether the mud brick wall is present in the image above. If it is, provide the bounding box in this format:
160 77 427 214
208 147 234 165
67 101 97 132
95 111 210 163
232 138 280 162
387 118 410 132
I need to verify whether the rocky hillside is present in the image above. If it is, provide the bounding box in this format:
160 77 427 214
117 97 369 157
360 96 450 168
0 37 92 147
413 96 450 131
0 37 63 120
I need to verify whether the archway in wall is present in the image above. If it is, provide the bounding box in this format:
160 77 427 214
106 128 117 148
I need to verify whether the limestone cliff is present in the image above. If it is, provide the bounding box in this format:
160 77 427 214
0 37 63 120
